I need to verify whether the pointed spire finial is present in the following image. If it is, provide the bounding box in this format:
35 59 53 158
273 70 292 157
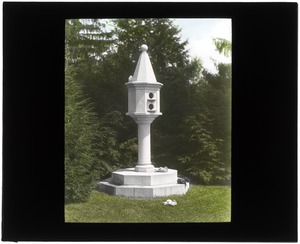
129 44 157 83
140 44 148 52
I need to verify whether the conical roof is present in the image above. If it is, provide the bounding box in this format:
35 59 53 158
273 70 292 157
131 44 157 83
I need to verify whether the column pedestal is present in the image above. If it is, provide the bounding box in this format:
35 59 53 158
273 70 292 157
135 164 155 172
135 122 153 172
133 115 157 172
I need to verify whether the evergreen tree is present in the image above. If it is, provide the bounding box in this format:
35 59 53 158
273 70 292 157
65 21 123 202
65 68 101 203
177 39 231 185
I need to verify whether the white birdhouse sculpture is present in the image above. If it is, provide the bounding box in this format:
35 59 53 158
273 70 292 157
126 44 163 121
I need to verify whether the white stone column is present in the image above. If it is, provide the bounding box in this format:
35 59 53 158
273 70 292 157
138 122 151 163
134 117 155 172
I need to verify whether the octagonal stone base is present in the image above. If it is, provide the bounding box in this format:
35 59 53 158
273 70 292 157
99 181 186 198
99 168 188 198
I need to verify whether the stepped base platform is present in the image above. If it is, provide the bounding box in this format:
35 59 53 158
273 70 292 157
99 168 187 198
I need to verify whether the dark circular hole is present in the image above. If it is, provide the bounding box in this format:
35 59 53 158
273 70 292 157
149 93 154 99
149 104 154 110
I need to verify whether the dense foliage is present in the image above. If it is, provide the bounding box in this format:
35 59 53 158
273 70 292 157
65 18 231 202
65 68 100 203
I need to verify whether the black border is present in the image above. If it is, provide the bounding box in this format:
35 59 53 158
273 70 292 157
2 2 298 242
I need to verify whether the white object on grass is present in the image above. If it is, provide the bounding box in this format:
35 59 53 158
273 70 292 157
163 199 177 206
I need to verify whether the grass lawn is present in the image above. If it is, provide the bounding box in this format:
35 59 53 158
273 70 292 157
65 185 231 223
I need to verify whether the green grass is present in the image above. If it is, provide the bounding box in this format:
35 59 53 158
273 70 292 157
65 185 231 223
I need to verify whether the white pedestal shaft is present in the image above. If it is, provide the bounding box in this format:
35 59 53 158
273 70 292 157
137 122 151 165
135 120 155 172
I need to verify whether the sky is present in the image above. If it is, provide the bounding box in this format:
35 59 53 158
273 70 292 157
173 18 232 74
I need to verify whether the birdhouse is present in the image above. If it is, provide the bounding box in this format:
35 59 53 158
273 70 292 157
99 43 187 197
126 44 163 119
